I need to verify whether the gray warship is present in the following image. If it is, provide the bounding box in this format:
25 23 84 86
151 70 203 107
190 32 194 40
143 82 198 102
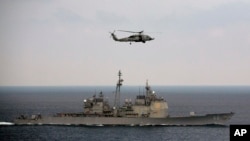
14 71 234 126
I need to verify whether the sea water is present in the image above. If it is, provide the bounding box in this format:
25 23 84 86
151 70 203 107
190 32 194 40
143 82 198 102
0 86 250 141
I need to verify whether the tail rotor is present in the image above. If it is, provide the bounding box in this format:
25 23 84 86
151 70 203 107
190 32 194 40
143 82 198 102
109 30 119 41
109 30 115 38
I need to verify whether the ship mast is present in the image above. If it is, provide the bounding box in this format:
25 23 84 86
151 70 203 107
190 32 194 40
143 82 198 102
145 79 150 96
114 70 123 108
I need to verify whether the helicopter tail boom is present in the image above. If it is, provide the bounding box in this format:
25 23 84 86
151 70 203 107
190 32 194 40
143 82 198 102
110 32 119 41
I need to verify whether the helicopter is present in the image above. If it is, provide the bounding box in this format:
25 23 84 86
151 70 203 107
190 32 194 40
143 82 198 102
110 30 154 45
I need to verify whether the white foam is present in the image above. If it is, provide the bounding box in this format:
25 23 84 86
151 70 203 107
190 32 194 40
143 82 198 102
0 122 14 125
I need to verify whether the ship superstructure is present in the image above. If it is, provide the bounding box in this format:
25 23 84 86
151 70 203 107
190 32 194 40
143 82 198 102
83 71 168 118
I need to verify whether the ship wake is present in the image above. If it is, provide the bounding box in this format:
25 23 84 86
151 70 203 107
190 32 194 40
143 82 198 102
0 122 14 126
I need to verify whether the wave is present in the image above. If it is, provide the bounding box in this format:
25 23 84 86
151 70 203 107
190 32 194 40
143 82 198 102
0 122 14 125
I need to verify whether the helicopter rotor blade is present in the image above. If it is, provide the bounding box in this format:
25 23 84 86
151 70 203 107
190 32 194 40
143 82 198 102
117 30 144 34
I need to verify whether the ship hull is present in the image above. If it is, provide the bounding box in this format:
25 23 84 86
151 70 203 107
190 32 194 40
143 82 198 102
14 112 234 126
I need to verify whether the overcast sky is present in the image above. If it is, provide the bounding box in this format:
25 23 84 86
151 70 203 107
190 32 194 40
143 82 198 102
1 0 250 86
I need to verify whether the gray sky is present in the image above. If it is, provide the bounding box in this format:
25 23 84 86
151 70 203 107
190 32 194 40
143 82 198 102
1 0 250 86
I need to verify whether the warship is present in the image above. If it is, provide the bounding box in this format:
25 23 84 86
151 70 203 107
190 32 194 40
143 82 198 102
14 71 234 126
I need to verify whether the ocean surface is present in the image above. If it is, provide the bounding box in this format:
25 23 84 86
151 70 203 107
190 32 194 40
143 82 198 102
0 86 250 141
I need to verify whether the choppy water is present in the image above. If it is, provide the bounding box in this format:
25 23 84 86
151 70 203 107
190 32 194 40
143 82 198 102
0 86 250 141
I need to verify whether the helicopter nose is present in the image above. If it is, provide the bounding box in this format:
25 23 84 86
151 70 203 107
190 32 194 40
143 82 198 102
151 37 154 40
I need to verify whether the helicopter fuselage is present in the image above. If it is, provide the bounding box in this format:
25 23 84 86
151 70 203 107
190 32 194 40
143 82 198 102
111 33 154 44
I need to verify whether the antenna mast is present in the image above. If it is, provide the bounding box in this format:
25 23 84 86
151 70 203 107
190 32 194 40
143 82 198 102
145 80 150 96
114 70 123 108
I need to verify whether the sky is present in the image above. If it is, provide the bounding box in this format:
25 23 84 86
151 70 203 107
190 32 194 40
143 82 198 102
0 0 250 86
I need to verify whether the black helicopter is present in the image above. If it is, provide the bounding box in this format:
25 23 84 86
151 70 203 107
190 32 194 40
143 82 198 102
110 30 154 44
